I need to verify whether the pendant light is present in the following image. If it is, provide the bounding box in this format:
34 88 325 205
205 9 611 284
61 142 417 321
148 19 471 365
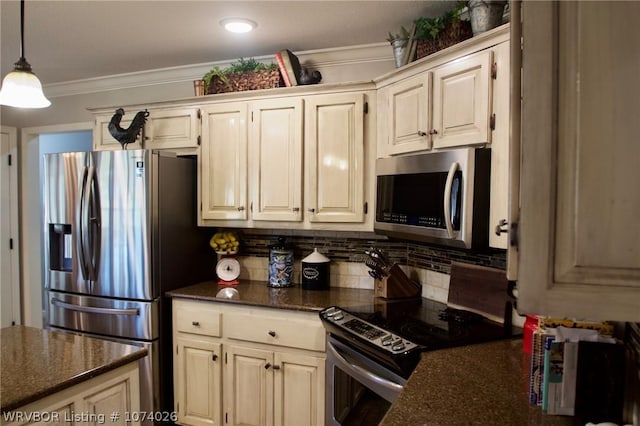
0 0 51 108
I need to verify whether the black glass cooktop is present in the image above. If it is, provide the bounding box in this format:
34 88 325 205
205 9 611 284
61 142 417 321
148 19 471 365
341 298 515 349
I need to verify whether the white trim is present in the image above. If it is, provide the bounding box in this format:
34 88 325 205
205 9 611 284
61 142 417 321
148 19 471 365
43 43 392 98
1 125 20 326
19 122 93 328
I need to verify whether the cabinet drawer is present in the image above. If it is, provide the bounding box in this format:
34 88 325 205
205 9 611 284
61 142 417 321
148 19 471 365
224 311 325 351
175 302 221 337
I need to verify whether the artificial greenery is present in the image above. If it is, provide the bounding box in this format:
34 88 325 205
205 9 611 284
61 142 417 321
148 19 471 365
414 1 466 40
386 26 410 43
202 58 278 92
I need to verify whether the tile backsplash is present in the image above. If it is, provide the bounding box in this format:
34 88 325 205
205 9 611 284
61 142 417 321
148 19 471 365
220 229 507 305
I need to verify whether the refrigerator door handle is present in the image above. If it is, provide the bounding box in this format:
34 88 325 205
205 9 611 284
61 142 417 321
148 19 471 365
77 166 91 280
87 166 101 281
51 298 140 316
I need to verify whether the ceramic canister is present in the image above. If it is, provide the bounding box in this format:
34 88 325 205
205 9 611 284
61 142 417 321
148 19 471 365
301 248 330 290
268 237 294 287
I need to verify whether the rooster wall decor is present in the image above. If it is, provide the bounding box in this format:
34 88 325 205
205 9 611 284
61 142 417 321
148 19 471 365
108 108 149 150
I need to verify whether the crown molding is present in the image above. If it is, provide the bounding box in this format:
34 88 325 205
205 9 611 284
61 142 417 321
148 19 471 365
44 43 392 98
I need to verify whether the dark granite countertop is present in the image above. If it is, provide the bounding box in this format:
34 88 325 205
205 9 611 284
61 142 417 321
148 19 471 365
380 338 574 426
0 326 148 413
166 280 378 312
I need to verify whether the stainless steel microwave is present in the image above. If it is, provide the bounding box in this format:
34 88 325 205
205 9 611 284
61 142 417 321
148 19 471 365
374 148 491 249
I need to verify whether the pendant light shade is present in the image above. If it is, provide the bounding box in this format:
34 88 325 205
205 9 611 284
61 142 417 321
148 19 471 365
0 0 50 108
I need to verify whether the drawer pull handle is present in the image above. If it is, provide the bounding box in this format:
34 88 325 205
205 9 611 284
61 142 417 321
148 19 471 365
268 330 276 337
272 365 281 370
264 362 272 370
192 321 200 327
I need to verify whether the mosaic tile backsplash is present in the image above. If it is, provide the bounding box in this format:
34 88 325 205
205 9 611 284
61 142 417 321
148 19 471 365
233 230 507 275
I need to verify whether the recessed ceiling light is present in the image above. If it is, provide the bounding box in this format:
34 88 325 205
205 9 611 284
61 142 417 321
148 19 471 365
220 18 257 34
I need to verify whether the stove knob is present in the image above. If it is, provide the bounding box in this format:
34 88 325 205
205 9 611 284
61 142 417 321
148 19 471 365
392 342 406 352
381 335 393 346
333 313 344 321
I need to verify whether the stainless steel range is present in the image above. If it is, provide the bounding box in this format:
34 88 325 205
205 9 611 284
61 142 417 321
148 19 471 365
320 298 517 425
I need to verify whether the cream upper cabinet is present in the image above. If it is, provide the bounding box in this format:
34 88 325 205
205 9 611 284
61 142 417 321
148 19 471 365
305 93 365 223
516 1 640 322
94 111 143 151
93 106 200 152
431 50 493 149
385 73 432 155
200 103 248 220
250 98 304 222
145 107 200 151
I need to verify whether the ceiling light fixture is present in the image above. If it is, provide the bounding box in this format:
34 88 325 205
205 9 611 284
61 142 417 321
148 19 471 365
0 0 51 109
220 18 257 34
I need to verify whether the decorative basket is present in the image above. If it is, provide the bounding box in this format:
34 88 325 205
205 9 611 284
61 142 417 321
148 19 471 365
207 69 283 94
416 20 473 60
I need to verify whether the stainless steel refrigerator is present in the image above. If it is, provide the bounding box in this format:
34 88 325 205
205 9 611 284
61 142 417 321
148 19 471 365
43 149 209 417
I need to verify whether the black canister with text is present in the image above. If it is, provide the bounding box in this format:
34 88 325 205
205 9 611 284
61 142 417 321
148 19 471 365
301 248 330 290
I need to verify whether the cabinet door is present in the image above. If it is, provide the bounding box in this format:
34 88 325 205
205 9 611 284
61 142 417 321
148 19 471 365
386 73 432 155
517 1 640 321
82 380 132 426
175 338 222 426
273 352 325 426
146 107 200 150
93 112 144 151
432 50 493 149
225 345 274 426
250 98 303 221
305 93 365 223
201 103 248 220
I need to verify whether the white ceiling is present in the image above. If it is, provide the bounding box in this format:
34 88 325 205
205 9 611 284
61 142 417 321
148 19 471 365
0 1 456 85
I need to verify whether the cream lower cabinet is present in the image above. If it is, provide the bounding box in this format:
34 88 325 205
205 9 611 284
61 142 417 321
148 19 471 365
516 1 640 321
2 362 140 426
172 299 326 426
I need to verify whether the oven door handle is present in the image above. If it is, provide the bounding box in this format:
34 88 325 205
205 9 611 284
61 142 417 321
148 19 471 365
444 161 459 239
327 341 404 396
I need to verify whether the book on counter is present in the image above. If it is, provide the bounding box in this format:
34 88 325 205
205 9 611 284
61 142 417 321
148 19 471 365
528 317 622 420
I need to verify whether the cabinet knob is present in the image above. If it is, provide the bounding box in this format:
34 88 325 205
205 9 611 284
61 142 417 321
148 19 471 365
292 207 300 212
307 208 315 213
264 362 272 370
417 131 427 137
212 354 218 361
495 219 508 236
272 365 281 370
428 129 438 135
192 321 200 327
268 330 276 337
237 206 245 211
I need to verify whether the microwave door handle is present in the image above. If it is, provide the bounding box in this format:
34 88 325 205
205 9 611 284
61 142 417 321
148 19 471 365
76 166 91 280
444 162 460 239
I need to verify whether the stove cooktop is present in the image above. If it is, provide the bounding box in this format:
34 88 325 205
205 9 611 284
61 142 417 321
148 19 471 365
320 298 519 378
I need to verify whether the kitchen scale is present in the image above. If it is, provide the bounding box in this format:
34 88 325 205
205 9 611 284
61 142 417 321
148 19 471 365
216 255 240 286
